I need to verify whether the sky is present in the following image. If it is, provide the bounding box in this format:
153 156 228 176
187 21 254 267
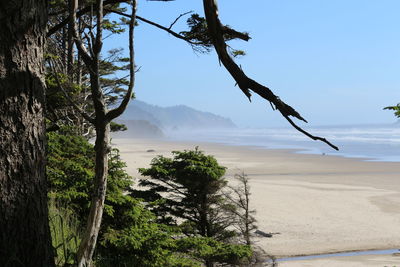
105 0 400 128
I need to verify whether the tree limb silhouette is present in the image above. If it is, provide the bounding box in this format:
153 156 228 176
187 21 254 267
202 0 338 150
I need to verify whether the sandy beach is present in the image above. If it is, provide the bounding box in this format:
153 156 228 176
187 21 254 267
112 137 400 266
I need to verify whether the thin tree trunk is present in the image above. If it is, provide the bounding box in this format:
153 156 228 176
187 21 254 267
77 119 110 267
71 1 136 265
77 40 110 265
0 1 54 266
67 20 75 75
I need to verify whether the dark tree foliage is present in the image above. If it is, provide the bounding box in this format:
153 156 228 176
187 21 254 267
176 237 252 266
47 130 133 233
180 13 249 56
47 131 182 266
47 132 251 266
137 148 236 241
384 103 400 118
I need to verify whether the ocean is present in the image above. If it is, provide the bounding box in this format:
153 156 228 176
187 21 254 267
166 124 400 162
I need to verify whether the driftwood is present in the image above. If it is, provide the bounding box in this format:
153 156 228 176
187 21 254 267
255 230 281 238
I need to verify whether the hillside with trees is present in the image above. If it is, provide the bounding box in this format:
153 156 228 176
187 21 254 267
119 100 237 130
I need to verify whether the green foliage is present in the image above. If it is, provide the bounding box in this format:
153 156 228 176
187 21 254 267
47 131 133 220
384 103 400 118
49 200 81 267
46 25 133 136
137 147 235 240
180 13 250 56
47 131 95 219
180 14 213 52
231 49 246 58
47 133 253 266
103 19 125 34
110 121 128 132
136 148 254 265
176 237 252 266
45 2 255 265
47 132 201 266
98 198 196 267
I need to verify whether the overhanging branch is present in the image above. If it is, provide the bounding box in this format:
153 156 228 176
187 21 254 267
202 0 338 150
105 8 204 46
48 1 204 47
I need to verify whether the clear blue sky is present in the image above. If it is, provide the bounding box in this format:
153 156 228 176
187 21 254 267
105 0 400 127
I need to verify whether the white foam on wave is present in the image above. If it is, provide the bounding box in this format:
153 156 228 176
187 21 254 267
167 124 400 162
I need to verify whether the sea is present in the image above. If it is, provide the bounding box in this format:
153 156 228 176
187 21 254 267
165 124 400 162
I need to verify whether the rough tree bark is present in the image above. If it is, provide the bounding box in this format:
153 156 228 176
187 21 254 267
0 1 55 266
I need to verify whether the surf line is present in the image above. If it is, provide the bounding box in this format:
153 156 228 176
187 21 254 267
273 248 400 262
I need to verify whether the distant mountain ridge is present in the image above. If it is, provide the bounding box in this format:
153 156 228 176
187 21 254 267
120 100 236 130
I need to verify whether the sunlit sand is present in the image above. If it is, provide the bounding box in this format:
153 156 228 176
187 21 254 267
112 137 400 266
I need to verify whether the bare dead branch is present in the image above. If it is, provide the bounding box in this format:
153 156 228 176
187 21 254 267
70 0 93 67
47 0 128 37
168 11 193 30
105 8 204 46
49 1 203 47
202 0 338 150
48 59 95 123
93 0 103 55
283 115 339 150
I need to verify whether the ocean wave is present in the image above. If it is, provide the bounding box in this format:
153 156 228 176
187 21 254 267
167 124 400 162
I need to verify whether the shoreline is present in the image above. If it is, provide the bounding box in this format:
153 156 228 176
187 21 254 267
162 125 400 163
277 247 400 261
275 248 400 266
161 134 400 164
112 137 400 265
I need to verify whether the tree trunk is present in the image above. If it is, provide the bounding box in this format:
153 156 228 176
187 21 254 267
77 56 110 266
0 1 55 266
77 120 110 267
72 1 136 265
200 196 214 267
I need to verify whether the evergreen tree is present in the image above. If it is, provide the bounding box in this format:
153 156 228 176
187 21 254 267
137 148 253 266
47 131 186 266
138 148 235 240
47 132 251 266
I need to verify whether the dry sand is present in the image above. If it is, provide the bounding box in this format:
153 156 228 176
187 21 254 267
112 138 400 266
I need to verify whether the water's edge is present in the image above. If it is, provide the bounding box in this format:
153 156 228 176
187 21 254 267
274 248 400 262
165 125 400 162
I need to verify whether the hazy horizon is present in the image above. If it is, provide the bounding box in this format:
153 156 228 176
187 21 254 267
127 98 399 129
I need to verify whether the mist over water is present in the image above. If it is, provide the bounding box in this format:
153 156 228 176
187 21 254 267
165 124 400 162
